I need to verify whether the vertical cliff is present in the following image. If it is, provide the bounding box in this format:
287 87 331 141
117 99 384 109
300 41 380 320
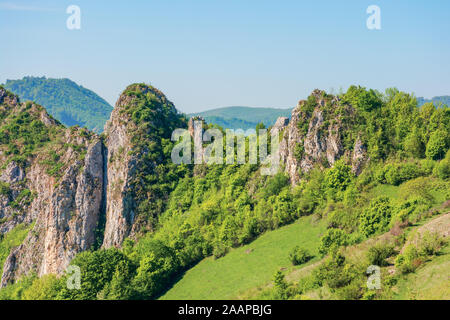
102 84 187 248
0 87 104 286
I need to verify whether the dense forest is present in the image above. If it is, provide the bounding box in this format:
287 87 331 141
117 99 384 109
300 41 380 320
0 84 448 300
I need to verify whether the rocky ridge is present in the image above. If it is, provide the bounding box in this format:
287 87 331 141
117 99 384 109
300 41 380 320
0 86 368 286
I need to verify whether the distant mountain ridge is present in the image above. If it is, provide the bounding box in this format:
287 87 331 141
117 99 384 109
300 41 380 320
193 96 450 131
3 77 113 133
417 96 450 107
189 106 293 130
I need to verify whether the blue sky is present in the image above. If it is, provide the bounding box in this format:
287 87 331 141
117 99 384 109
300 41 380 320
1 0 449 113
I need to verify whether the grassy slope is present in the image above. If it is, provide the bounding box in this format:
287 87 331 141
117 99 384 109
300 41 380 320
160 215 326 300
391 244 450 300
161 179 448 300
0 223 33 277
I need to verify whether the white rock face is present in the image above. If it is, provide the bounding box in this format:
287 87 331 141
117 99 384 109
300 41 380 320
276 90 366 185
1 138 104 286
101 93 139 248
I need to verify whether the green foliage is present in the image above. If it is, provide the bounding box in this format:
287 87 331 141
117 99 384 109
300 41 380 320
263 172 289 198
58 248 136 300
367 242 396 266
404 129 425 158
296 169 325 215
433 150 450 179
0 181 11 197
313 250 355 290
342 85 382 112
359 197 392 237
395 245 421 274
0 223 33 277
131 240 180 299
327 206 360 233
289 246 312 265
0 274 36 300
273 271 289 299
0 110 52 162
2 85 449 300
21 274 64 300
395 232 445 275
416 231 445 257
293 142 304 161
318 228 349 256
4 77 113 133
376 161 430 186
325 160 352 191
426 130 448 160
119 84 189 228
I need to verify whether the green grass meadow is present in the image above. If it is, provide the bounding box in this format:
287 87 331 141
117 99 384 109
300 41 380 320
160 215 326 300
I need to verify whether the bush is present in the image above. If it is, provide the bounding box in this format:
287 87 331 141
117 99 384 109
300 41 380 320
426 130 447 160
313 250 358 290
273 271 289 299
416 231 445 256
433 150 450 179
396 232 446 274
419 159 435 176
359 197 392 237
395 245 421 274
384 162 422 186
398 177 434 203
262 173 289 198
289 246 313 266
318 228 349 256
325 160 353 192
21 274 63 300
367 242 395 266
0 181 11 197
58 248 137 300
327 206 359 233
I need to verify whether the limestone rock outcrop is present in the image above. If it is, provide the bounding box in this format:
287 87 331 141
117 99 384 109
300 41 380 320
276 89 367 184
0 88 104 287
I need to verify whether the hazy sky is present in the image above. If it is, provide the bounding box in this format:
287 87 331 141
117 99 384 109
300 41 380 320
1 0 449 113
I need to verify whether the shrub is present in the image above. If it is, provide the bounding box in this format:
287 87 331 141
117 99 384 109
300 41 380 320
273 271 289 300
21 274 63 300
262 173 289 198
384 162 422 186
416 231 445 256
426 130 447 160
398 177 434 203
419 159 435 176
325 160 353 198
367 242 395 266
327 207 359 233
359 197 392 237
0 181 11 197
318 228 349 256
289 246 313 266
395 245 421 274
433 150 450 179
58 248 137 300
313 250 357 290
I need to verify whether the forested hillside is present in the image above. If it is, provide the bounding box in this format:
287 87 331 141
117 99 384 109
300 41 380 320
189 106 292 130
3 77 113 133
0 84 448 300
